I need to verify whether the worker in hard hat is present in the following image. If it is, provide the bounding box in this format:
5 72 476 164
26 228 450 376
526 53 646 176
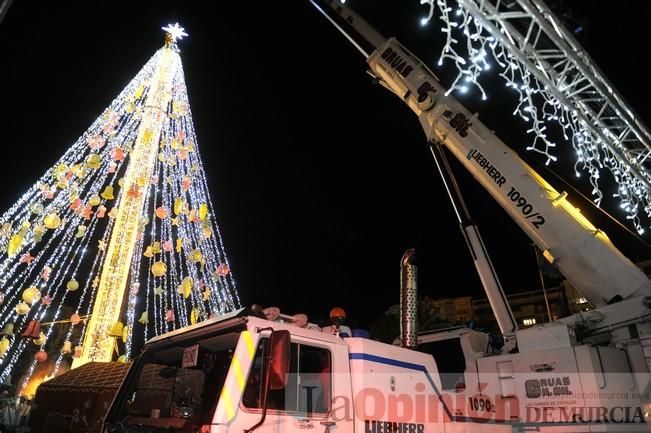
322 307 352 337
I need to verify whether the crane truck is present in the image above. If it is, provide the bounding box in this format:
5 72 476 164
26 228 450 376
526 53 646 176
99 1 651 432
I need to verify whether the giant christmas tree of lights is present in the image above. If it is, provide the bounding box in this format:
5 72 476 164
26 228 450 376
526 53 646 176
0 24 239 395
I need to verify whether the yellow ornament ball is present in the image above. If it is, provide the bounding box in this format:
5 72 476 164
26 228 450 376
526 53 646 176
22 286 41 305
43 213 61 230
88 195 101 206
151 261 167 277
66 279 79 291
15 302 30 315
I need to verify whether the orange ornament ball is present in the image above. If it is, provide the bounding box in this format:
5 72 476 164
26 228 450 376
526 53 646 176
35 350 48 363
155 206 168 219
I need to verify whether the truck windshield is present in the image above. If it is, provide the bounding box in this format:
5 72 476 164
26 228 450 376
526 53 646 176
109 332 239 432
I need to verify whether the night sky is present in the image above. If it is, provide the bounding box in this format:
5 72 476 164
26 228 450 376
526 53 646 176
1 1 650 330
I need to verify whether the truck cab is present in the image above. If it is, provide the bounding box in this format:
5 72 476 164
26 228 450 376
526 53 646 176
103 307 650 433
103 308 449 433
103 308 351 433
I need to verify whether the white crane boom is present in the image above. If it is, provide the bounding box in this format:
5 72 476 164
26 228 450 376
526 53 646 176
313 0 651 319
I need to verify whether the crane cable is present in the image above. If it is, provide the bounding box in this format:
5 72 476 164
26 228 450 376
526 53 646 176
308 0 370 58
0 0 12 25
535 158 651 251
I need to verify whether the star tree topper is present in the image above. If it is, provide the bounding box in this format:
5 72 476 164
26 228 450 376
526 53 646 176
162 23 188 45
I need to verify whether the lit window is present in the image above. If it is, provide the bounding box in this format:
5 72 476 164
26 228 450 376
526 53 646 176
523 318 536 326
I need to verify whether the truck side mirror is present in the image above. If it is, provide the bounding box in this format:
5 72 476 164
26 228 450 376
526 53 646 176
244 329 291 433
268 330 290 390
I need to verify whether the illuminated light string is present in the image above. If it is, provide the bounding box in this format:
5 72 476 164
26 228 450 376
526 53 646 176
19 213 98 392
153 171 167 337
76 217 115 353
2 137 120 385
123 226 145 360
417 0 651 234
0 27 239 394
180 109 240 310
50 212 105 377
170 131 206 319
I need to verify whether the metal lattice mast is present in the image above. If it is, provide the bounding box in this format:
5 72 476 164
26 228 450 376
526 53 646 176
72 31 180 367
419 0 651 233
